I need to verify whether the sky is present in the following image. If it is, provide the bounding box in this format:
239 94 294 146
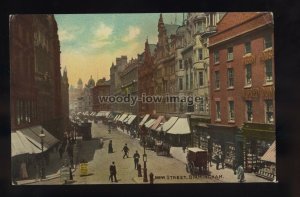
55 13 184 87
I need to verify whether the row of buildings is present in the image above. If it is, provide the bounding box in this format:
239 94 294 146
10 15 69 180
72 12 275 178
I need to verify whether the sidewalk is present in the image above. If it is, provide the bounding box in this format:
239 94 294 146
16 141 80 185
169 147 271 183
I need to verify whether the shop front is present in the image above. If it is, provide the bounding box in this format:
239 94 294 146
167 118 191 147
207 124 238 168
241 122 275 173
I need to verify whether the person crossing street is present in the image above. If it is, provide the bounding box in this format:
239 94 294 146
122 143 129 159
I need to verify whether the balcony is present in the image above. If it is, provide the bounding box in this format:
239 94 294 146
200 26 217 37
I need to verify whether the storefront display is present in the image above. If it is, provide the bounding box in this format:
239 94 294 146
224 142 235 167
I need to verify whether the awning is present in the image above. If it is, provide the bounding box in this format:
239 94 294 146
105 111 111 118
261 141 276 163
114 114 120 121
150 116 165 130
11 131 41 157
18 125 59 151
167 118 191 135
123 115 131 123
139 114 150 126
127 115 137 125
162 117 178 132
144 119 156 128
118 114 128 122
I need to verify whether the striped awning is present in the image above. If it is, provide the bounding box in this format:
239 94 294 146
144 119 156 128
151 116 165 130
139 114 150 126
261 141 276 163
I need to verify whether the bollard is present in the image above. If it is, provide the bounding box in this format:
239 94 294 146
149 172 154 184
69 166 73 180
137 164 142 177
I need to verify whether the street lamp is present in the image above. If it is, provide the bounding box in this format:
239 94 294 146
207 135 212 167
39 129 46 179
143 152 148 182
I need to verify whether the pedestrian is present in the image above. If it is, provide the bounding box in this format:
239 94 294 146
109 161 118 182
122 143 129 159
214 153 220 170
133 150 140 169
237 164 245 183
59 145 64 159
232 159 237 175
108 140 113 153
182 141 187 153
220 151 225 169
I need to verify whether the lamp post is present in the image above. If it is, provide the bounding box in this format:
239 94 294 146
207 135 212 167
142 126 148 182
39 129 46 179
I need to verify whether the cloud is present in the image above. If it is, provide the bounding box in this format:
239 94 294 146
122 26 141 42
95 23 113 39
58 29 75 42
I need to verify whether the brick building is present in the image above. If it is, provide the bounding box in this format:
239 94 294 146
208 12 274 172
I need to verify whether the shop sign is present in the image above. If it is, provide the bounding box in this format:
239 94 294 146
242 86 274 100
260 49 273 61
80 162 88 176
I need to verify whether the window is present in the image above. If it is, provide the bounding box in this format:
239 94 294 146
199 71 204 87
264 35 272 49
215 71 220 89
179 60 183 69
245 42 251 54
228 101 235 121
199 97 204 112
265 59 273 83
214 50 219 64
227 47 233 61
179 78 183 90
245 64 252 85
246 101 253 122
197 20 205 33
198 49 203 60
227 68 234 88
216 101 221 120
265 100 274 124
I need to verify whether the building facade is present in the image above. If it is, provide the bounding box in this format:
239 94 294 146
10 14 67 140
61 67 69 131
69 78 84 113
92 78 111 112
82 76 95 112
208 12 275 171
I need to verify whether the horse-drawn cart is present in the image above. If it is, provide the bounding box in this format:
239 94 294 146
155 141 170 156
186 147 209 175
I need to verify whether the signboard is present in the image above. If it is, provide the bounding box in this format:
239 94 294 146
80 163 88 176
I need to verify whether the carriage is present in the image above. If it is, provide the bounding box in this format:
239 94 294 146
155 141 170 156
186 147 209 175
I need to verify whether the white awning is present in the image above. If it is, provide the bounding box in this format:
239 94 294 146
123 115 131 123
118 114 128 122
261 141 276 163
162 117 178 132
127 115 137 125
139 114 150 126
167 118 190 134
11 131 41 157
114 114 120 121
144 119 156 128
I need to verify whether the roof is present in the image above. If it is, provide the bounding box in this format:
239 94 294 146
261 141 276 163
167 118 191 135
162 117 178 132
139 114 150 126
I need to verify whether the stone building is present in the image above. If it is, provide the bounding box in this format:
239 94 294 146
153 14 179 117
92 77 111 112
208 12 274 173
82 76 95 112
69 78 84 113
61 67 69 130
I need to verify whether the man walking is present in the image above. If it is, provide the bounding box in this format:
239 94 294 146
133 150 140 169
109 162 118 182
108 140 113 153
215 153 220 170
122 143 129 159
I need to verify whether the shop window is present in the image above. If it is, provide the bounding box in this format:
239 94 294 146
265 59 273 83
228 101 235 121
244 41 251 54
227 68 234 88
246 101 253 122
199 71 204 87
227 47 233 61
264 35 272 49
215 71 220 90
216 101 221 121
245 64 252 86
214 50 219 64
265 100 274 124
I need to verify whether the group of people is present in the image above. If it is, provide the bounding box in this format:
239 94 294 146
107 142 142 182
